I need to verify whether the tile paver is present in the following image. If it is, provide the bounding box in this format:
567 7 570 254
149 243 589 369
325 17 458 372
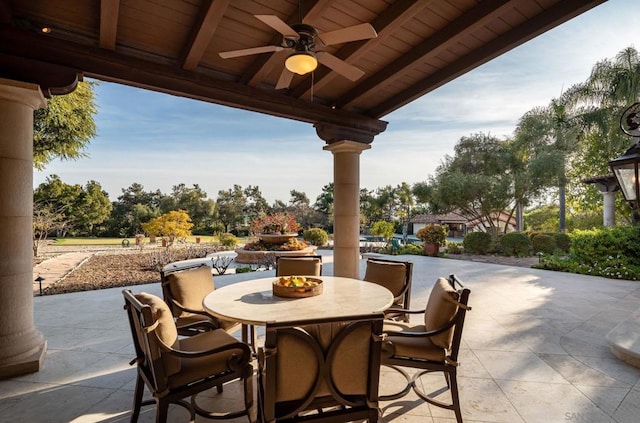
3 252 640 422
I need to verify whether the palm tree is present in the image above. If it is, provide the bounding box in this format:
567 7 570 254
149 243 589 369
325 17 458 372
513 98 578 232
564 46 640 223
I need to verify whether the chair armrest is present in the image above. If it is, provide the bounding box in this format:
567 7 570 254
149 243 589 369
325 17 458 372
169 299 214 317
385 307 425 315
383 317 457 339
157 335 252 362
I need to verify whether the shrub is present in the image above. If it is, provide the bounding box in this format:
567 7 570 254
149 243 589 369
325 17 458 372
415 224 448 246
303 228 329 246
397 243 423 255
218 232 239 248
531 234 555 254
536 226 640 280
210 223 225 235
370 220 395 240
445 241 463 254
463 232 492 254
499 232 531 256
553 232 571 252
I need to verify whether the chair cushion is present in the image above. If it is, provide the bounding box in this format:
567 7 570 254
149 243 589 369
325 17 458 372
274 322 370 402
275 330 321 402
363 260 407 300
166 266 214 318
168 329 248 389
383 321 446 362
330 323 370 395
424 277 459 349
135 292 181 376
277 257 321 276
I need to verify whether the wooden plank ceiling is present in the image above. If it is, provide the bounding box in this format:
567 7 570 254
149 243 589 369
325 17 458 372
0 0 606 141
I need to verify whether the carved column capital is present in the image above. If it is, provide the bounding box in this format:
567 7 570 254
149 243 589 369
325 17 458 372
314 121 386 145
323 140 371 155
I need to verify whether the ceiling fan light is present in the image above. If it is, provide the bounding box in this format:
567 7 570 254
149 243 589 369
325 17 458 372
285 52 318 75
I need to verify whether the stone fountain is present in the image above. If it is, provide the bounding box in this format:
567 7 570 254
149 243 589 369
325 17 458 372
234 232 317 264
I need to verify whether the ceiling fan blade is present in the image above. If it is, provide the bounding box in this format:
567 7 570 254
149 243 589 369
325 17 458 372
316 52 365 81
275 68 294 90
317 23 377 46
219 45 283 59
254 15 299 38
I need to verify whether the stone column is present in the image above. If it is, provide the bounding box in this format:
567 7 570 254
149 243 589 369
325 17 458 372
582 175 620 228
0 78 47 378
603 191 616 227
323 140 370 278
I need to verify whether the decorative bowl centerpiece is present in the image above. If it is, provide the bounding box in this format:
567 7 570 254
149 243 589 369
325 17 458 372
258 233 299 244
273 276 323 298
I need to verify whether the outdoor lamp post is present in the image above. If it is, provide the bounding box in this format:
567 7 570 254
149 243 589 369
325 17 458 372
610 102 640 222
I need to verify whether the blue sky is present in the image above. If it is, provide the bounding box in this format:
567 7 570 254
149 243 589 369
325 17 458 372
34 0 640 204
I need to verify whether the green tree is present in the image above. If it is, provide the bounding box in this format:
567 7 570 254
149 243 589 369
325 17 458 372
216 184 247 233
33 176 112 237
429 133 514 233
76 180 112 235
370 220 395 241
166 183 215 234
565 46 640 223
513 98 579 231
313 183 334 230
396 182 415 243
107 183 162 236
33 81 98 169
289 189 318 229
244 185 270 224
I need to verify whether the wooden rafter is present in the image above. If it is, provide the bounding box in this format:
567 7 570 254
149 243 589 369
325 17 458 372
336 0 513 111
0 25 386 134
99 0 119 50
369 0 606 117
182 0 231 71
292 0 435 100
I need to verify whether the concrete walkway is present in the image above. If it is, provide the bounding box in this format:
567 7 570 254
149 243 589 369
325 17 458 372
32 251 95 295
5 254 640 422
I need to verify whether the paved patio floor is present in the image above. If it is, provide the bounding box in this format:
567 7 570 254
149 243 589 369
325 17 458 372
3 254 640 422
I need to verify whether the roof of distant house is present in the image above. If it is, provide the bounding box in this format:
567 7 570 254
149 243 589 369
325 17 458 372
410 213 468 224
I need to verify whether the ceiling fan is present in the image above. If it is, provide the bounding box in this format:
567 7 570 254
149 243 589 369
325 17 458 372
219 15 377 89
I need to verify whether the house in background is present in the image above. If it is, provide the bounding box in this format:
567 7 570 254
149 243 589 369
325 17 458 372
466 211 518 233
410 211 518 238
410 213 468 238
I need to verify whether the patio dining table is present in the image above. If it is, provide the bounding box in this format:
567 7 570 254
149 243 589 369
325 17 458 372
202 275 394 326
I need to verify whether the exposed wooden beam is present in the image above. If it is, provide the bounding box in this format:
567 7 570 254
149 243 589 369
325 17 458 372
182 0 230 71
0 26 387 135
292 0 433 99
336 0 512 110
242 0 330 87
0 53 79 96
369 0 607 117
99 0 119 50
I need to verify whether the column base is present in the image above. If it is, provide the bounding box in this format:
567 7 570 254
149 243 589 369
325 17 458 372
0 339 47 379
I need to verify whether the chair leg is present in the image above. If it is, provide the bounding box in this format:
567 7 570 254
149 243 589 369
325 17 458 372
244 366 256 423
130 372 145 423
448 370 463 423
156 399 169 423
242 324 258 354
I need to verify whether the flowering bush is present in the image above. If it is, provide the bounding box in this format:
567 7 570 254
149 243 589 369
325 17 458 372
249 212 300 235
